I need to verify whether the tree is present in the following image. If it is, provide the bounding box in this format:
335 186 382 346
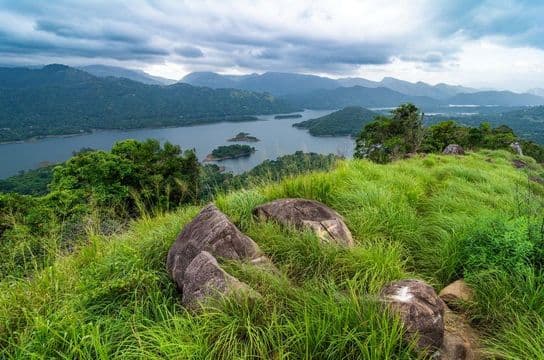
354 103 424 163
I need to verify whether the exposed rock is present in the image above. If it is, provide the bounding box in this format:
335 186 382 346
440 307 480 360
510 142 523 156
439 280 473 311
253 198 354 247
182 251 254 309
167 204 269 293
443 144 465 155
512 159 527 169
380 279 446 352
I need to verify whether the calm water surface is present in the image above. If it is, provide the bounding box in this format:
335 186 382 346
0 109 354 178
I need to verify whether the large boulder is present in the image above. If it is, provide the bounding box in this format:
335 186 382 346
439 280 473 311
443 144 465 155
181 251 254 309
380 279 446 352
167 204 268 294
252 198 354 247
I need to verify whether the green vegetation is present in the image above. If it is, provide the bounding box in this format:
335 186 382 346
0 165 55 195
207 144 256 161
356 103 544 163
227 132 260 142
0 148 542 358
294 106 378 136
0 65 297 142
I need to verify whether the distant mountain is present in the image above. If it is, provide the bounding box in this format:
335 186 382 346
337 77 478 99
448 91 544 107
528 88 544 97
182 71 477 99
182 71 338 95
79 64 176 85
283 86 442 110
0 65 298 142
293 106 378 136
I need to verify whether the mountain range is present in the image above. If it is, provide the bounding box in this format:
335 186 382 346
78 65 177 85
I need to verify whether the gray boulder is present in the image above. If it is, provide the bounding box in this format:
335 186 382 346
439 280 473 311
253 198 354 247
381 279 446 352
510 142 523 156
181 251 253 309
443 144 465 155
167 204 268 293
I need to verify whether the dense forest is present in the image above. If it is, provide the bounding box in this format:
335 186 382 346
293 106 378 136
207 144 256 160
0 65 297 142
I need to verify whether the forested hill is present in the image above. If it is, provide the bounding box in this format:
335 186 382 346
0 65 298 142
293 106 378 136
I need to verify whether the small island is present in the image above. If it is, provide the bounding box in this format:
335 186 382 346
227 132 260 142
205 144 256 161
275 114 303 119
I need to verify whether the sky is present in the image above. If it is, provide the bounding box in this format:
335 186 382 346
1 0 544 91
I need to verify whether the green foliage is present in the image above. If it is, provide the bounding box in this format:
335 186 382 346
50 139 200 214
208 144 255 160
0 165 54 195
354 103 423 163
293 106 378 136
356 103 544 163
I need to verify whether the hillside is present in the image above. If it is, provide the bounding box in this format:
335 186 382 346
0 65 298 142
283 85 442 109
79 64 177 85
293 106 378 136
1 150 543 358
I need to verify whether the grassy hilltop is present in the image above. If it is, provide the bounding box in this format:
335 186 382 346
1 149 543 359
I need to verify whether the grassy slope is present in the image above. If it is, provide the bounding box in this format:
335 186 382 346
1 150 543 359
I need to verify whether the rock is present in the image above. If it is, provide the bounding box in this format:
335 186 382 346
167 204 269 292
512 159 527 168
439 280 473 311
181 251 253 309
510 142 523 156
252 198 354 247
440 307 479 360
380 279 446 352
443 144 465 155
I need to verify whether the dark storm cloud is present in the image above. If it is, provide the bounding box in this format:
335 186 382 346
175 46 204 58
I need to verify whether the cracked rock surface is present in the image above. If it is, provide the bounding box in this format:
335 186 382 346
253 198 354 247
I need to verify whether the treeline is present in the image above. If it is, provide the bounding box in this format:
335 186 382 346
355 103 544 163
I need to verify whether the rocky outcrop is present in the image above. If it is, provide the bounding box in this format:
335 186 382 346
380 279 446 352
253 198 354 247
443 144 465 155
512 159 527 168
439 280 473 311
182 251 254 308
167 204 269 307
510 142 523 156
441 308 479 360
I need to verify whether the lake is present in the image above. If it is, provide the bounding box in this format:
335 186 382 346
0 109 354 179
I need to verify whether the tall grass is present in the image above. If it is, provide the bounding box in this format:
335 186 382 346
0 150 542 358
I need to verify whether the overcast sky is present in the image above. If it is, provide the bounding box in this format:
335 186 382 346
1 0 543 91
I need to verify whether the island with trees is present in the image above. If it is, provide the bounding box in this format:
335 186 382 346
205 144 256 161
227 132 260 142
274 114 303 119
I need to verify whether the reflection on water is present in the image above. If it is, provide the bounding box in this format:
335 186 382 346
0 109 354 178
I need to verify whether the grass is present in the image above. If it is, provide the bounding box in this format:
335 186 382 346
0 150 543 359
